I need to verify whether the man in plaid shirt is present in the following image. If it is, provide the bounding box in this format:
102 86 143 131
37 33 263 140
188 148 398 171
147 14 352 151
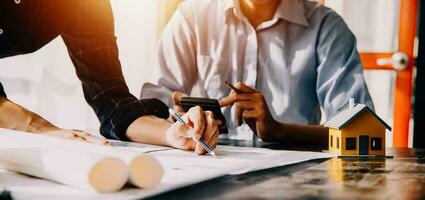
0 0 219 155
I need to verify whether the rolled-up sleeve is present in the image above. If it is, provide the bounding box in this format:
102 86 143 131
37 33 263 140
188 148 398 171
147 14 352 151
61 0 169 140
0 82 6 98
141 3 198 107
316 12 374 119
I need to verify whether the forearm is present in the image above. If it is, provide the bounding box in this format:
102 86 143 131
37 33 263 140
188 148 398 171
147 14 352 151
125 115 172 146
222 83 329 147
0 98 59 133
258 121 328 147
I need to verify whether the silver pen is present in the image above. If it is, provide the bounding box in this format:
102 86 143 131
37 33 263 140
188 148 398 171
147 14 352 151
169 109 216 157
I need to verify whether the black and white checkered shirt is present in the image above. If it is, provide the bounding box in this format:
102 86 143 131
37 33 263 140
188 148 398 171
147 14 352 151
0 0 169 140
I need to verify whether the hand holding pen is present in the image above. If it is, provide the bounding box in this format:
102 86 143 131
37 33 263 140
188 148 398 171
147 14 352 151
166 107 219 156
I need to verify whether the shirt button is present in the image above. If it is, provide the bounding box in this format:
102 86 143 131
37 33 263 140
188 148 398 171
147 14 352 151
14 0 21 4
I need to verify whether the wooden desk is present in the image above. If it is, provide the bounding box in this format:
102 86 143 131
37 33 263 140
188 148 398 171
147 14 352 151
147 139 425 200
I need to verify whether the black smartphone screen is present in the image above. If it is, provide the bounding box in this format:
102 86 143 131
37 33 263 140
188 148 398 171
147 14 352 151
179 97 228 134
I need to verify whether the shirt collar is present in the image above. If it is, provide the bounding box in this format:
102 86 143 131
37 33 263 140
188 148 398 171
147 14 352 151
224 0 244 23
277 0 309 27
224 0 309 27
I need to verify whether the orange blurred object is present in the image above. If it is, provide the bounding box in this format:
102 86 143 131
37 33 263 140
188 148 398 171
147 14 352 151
317 0 418 147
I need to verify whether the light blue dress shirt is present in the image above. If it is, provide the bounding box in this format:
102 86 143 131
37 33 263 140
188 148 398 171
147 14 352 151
141 0 374 140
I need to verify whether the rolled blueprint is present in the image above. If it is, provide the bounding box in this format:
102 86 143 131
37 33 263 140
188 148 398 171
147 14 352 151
0 128 164 191
128 153 163 189
0 137 128 192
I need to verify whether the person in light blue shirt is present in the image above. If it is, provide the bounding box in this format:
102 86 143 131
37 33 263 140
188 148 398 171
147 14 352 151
141 0 374 146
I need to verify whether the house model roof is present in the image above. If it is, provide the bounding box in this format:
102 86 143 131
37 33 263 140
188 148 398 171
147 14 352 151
325 104 392 131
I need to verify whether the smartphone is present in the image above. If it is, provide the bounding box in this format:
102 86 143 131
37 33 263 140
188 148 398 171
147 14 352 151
179 97 228 134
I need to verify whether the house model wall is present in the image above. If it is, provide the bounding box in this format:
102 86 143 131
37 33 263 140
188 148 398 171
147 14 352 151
325 100 391 156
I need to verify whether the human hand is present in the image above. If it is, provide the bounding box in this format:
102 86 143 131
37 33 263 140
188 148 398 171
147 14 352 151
0 98 109 145
165 106 220 155
43 129 110 145
220 82 278 137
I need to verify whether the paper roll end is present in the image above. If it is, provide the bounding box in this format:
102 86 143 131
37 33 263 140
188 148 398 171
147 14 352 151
130 154 163 189
88 157 128 193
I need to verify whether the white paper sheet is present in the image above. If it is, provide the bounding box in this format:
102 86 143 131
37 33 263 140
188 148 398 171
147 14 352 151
151 146 333 175
0 139 333 200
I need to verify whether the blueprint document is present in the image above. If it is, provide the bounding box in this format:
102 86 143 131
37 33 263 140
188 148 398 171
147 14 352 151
0 143 332 200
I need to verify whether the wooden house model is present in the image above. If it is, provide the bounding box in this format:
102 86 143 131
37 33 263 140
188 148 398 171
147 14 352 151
325 100 391 156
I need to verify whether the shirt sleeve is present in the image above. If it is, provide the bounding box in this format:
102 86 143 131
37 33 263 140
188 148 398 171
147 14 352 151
0 82 6 98
141 3 198 107
316 11 374 120
60 0 169 141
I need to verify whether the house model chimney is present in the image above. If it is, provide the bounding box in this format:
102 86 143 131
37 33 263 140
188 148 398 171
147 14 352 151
349 98 355 109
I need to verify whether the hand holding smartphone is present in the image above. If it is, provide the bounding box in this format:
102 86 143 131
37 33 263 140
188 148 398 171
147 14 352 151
179 97 228 134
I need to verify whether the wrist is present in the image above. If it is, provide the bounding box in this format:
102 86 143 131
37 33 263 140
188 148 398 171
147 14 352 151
256 116 281 141
164 125 175 147
27 114 59 133
126 116 173 147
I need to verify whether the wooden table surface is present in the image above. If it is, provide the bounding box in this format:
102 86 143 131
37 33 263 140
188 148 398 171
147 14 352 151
147 139 425 200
